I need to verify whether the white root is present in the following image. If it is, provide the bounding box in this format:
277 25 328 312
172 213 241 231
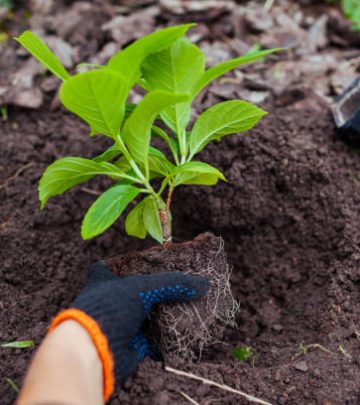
166 366 273 405
180 391 201 405
154 236 240 358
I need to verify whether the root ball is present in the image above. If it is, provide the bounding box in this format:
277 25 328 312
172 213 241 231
107 233 239 359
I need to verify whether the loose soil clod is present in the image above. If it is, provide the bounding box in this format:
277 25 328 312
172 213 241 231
107 233 239 359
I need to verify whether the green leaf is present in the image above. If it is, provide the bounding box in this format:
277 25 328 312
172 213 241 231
232 346 256 362
124 103 137 122
172 161 226 186
107 24 195 86
93 144 121 163
39 157 130 208
81 184 140 239
142 38 205 135
122 90 188 171
189 100 267 158
125 199 147 239
148 147 175 176
14 31 70 81
60 70 128 138
142 196 163 243
192 48 281 97
1 340 35 349
152 125 179 160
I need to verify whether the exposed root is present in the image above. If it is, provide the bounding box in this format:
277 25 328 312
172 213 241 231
165 366 273 405
108 233 240 359
180 391 200 405
151 236 240 359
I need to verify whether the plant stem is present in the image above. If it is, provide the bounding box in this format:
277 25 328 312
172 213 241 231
166 186 174 217
159 207 172 244
114 133 173 243
162 186 174 244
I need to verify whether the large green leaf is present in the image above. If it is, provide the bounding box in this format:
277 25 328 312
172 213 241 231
142 38 205 136
14 31 70 81
81 184 140 239
189 100 267 158
142 196 163 244
107 24 194 86
60 70 128 138
39 157 129 208
192 48 281 97
122 90 188 172
172 161 226 186
125 199 147 239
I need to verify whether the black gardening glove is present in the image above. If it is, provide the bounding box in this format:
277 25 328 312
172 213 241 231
49 260 209 401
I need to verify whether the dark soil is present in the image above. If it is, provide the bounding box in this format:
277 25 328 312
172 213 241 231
1 1 360 404
1 97 360 404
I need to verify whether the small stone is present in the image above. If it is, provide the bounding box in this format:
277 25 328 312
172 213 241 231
8 88 43 109
101 6 158 46
294 361 308 372
273 324 283 332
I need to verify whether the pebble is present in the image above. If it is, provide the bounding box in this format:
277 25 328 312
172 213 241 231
294 361 308 372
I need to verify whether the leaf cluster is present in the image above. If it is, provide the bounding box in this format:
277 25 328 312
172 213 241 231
15 26 279 243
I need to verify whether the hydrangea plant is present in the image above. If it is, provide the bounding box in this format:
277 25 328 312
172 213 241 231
16 25 279 243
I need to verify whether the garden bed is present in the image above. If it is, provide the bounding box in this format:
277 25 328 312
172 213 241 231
1 1 360 404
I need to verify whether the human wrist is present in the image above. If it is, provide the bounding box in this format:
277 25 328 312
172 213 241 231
48 309 114 401
17 320 103 405
49 320 102 370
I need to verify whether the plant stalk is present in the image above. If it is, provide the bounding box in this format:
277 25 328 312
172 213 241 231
158 186 174 244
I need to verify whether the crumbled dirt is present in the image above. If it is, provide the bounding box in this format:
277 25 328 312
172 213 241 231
1 1 360 404
1 98 360 404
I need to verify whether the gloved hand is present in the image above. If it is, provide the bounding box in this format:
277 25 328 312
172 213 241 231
48 260 210 402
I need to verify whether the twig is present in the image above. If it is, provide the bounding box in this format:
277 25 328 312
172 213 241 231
80 187 101 196
0 162 34 191
165 366 273 405
180 391 200 405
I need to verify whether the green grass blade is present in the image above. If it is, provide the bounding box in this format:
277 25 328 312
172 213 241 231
1 340 34 349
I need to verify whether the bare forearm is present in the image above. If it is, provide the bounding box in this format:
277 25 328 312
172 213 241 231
17 320 103 405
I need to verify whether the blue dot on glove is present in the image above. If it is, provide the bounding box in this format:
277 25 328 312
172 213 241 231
139 284 197 312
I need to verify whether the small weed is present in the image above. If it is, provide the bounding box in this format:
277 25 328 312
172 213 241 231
5 378 19 393
338 344 351 359
232 346 258 365
1 105 8 121
292 342 334 361
1 339 34 349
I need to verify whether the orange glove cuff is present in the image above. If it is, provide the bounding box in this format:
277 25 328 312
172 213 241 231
48 308 115 402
